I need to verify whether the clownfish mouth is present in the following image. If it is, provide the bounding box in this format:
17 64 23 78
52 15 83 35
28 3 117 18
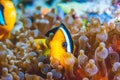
45 23 73 53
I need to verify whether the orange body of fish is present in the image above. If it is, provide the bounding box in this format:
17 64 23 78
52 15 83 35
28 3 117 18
0 0 16 40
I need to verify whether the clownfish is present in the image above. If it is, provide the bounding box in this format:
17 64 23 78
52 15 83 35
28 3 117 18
46 23 74 64
0 0 16 40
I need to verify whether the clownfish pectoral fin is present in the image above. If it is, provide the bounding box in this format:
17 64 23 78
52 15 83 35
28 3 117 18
0 4 5 26
45 27 59 37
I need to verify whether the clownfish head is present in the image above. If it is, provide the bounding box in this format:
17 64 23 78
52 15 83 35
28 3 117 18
45 23 74 63
0 0 16 31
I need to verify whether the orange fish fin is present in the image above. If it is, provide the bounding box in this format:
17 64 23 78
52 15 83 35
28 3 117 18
0 28 6 35
2 32 10 40
0 29 10 40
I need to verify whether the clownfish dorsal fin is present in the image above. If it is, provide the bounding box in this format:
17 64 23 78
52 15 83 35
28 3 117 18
45 27 59 37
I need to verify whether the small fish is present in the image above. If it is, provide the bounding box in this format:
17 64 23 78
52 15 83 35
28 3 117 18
45 0 54 6
41 8 50 16
0 0 16 40
46 23 74 64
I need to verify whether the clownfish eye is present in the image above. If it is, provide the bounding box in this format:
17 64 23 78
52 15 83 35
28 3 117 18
62 42 67 48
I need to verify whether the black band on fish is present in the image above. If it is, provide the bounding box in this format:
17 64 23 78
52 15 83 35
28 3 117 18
59 23 73 53
0 4 5 26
